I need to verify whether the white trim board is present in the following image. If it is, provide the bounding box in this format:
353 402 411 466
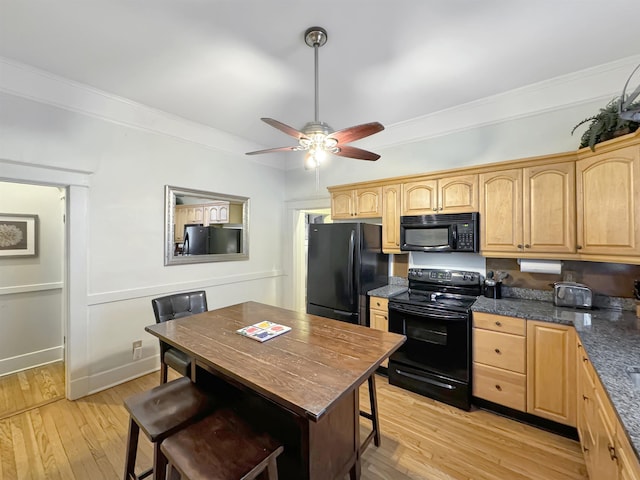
0 346 64 377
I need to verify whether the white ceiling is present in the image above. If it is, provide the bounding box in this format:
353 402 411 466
1 0 639 159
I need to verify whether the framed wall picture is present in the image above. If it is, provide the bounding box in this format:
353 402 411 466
0 214 38 258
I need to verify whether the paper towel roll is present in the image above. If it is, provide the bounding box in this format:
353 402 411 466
518 259 562 275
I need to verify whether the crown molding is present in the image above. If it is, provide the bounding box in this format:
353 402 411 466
0 57 286 170
2 54 638 172
374 54 640 150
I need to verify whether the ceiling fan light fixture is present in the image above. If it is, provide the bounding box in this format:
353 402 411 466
245 26 384 168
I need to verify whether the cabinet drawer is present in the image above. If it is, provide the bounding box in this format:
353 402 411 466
473 363 526 411
473 329 526 373
369 296 388 311
473 312 526 336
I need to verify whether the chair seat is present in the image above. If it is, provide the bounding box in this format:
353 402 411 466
161 408 283 480
164 347 191 377
124 376 215 442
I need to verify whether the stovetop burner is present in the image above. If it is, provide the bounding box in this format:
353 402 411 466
389 268 483 312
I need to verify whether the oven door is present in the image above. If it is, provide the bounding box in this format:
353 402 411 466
388 302 471 410
388 302 470 383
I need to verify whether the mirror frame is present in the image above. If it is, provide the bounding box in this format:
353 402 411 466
164 185 250 265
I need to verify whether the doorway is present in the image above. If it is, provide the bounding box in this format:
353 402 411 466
292 208 331 312
0 181 66 418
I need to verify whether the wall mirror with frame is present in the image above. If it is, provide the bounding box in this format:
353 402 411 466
164 185 249 265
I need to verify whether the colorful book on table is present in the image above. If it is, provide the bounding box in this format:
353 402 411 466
236 321 291 342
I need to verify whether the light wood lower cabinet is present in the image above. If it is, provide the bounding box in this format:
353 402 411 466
473 313 577 427
527 321 576 427
472 312 527 412
369 296 389 368
577 340 640 480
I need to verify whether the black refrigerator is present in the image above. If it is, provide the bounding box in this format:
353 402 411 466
184 225 241 255
307 223 388 326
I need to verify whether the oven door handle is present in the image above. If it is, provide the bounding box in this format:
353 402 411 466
394 368 455 390
389 303 468 321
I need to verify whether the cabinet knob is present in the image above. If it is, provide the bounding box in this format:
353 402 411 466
495 384 502 391
517 244 523 249
495 321 502 327
494 348 501 355
376 302 381 307
577 245 583 250
524 244 530 249
432 207 438 212
582 394 589 401
583 446 589 453
583 357 588 363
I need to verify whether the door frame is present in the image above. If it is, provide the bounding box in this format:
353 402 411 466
0 160 90 400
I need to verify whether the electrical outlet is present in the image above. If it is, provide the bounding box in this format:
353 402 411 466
563 270 577 282
132 340 142 360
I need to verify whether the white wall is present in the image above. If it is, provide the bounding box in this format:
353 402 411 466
0 182 65 375
0 91 287 397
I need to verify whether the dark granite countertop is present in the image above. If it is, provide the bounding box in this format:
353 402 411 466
368 284 408 298
472 296 640 459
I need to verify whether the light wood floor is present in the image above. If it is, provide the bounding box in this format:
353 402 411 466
0 371 588 480
0 362 65 421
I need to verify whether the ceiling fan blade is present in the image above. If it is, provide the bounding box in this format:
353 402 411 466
334 145 380 161
246 146 298 155
328 122 384 144
261 118 306 139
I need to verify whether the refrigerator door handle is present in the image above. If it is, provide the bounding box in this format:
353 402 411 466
347 230 355 303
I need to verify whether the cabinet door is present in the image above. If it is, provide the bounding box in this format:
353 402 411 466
479 169 523 253
186 206 204 224
402 179 437 215
616 429 640 480
369 297 389 367
439 174 478 213
593 394 619 480
382 184 402 253
523 162 576 254
526 321 576 426
331 191 354 219
576 145 640 256
355 186 382 217
173 206 188 242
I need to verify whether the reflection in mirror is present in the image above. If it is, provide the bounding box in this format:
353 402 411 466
164 185 249 265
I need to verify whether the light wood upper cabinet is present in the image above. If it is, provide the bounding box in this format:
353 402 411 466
402 179 437 215
174 205 204 242
526 321 576 427
382 184 402 253
204 202 230 225
330 186 382 219
524 162 576 253
480 162 576 256
576 144 640 256
402 174 477 215
479 169 523 253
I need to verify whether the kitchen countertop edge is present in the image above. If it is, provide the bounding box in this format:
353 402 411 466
472 296 640 460
368 285 408 298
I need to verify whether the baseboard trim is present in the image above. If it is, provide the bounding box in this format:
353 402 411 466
0 346 64 377
86 355 160 395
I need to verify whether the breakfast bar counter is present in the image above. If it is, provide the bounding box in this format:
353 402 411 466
145 301 406 480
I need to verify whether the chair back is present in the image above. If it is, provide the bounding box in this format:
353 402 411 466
152 291 208 324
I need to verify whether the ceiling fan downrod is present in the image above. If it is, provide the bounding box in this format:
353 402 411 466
305 27 327 124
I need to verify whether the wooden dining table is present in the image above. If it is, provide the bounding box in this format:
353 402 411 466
145 301 405 480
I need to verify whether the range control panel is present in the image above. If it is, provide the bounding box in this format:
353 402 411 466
407 268 482 286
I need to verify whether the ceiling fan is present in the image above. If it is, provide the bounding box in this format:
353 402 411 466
618 63 640 122
246 27 385 169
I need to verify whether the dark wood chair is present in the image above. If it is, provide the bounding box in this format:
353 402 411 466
151 291 208 384
161 408 283 480
359 374 381 452
123 376 216 480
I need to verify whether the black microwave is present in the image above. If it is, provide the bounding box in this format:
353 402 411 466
400 212 479 253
